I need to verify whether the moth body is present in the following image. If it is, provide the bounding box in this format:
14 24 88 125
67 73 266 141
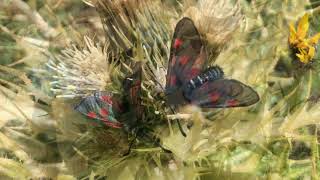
183 66 224 97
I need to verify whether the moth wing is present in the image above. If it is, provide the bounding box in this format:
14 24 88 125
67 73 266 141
74 92 122 128
186 79 259 108
165 17 207 94
123 63 143 119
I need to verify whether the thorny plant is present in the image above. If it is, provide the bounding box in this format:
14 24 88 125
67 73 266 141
0 0 320 179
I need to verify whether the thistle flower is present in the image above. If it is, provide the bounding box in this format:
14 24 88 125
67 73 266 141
289 13 320 64
96 0 171 56
183 0 242 58
46 37 113 98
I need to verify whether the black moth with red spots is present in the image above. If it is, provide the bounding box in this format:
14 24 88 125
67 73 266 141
74 63 171 154
165 17 259 108
74 91 122 128
74 64 143 131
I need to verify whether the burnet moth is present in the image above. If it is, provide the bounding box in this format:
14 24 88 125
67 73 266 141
74 17 259 153
165 17 259 109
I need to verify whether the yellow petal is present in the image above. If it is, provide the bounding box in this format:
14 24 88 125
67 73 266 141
296 53 308 63
296 48 310 63
298 48 307 55
308 46 315 59
296 53 304 62
289 23 297 44
296 41 310 49
308 33 320 45
297 13 309 39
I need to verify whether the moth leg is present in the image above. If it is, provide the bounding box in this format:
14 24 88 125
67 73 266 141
187 121 194 129
123 133 138 156
176 119 187 137
143 131 172 153
169 106 187 137
155 138 172 153
135 129 172 154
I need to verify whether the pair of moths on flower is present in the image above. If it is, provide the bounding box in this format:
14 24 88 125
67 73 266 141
75 18 259 134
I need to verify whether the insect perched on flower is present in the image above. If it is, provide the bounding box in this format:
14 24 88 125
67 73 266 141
74 63 171 155
289 13 320 64
74 91 122 128
163 17 260 136
74 17 260 152
165 17 259 109
74 63 143 130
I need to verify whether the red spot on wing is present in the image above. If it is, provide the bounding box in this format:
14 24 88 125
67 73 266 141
101 95 112 104
191 68 200 77
171 56 177 66
186 68 200 80
87 112 97 119
174 38 183 49
135 80 141 85
226 99 239 107
101 118 122 128
179 55 189 65
170 75 177 85
210 92 220 102
100 108 109 117
129 84 140 105
108 122 122 128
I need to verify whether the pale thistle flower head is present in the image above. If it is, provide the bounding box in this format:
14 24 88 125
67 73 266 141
47 37 112 98
96 0 171 55
183 0 242 57
153 66 167 92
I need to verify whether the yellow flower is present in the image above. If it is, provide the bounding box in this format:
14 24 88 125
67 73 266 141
289 13 320 64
